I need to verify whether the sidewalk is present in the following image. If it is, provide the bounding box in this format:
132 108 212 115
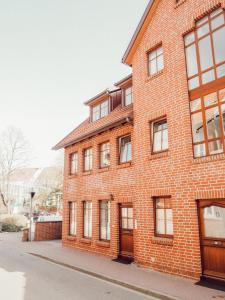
3 233 225 300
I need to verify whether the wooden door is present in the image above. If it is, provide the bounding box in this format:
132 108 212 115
199 200 225 280
119 204 134 260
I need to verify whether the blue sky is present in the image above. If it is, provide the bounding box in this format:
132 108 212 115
0 0 149 166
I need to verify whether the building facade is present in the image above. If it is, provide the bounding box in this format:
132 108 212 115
54 0 225 281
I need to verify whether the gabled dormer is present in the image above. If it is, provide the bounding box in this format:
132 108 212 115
85 74 133 123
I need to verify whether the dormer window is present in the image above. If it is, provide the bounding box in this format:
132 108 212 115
124 86 133 106
92 100 109 122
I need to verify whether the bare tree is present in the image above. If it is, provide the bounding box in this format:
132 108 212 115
0 127 31 213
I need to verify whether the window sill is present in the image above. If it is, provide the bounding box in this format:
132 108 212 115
146 70 164 82
96 240 110 248
98 167 110 173
117 161 132 169
80 238 92 245
193 153 225 164
148 151 169 161
82 171 93 176
174 0 187 9
152 236 173 246
67 235 77 241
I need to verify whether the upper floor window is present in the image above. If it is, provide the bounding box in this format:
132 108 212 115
148 46 164 76
69 202 77 236
100 201 110 241
100 142 110 168
152 119 168 153
184 8 225 91
84 201 92 238
190 88 225 157
154 197 173 238
92 100 109 122
70 152 78 175
84 148 93 171
119 135 132 163
124 86 133 106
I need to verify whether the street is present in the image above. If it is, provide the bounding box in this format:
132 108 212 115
0 234 158 300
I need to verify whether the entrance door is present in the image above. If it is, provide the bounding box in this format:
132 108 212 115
119 204 134 260
199 200 225 280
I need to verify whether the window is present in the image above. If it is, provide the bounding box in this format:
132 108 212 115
190 88 225 157
70 152 78 175
69 202 77 236
154 197 173 237
124 86 133 106
100 201 110 241
100 142 110 168
84 148 93 171
92 100 109 122
148 46 164 76
121 206 133 229
119 135 132 163
152 119 168 153
83 201 92 238
184 8 225 91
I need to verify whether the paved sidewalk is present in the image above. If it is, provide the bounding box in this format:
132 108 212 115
1 233 225 300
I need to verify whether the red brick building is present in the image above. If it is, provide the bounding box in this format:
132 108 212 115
54 0 225 282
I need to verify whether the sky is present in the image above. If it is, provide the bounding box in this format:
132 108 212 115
0 0 149 167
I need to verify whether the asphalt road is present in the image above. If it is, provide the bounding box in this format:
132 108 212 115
0 235 158 300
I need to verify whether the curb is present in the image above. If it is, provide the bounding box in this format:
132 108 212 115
29 252 178 300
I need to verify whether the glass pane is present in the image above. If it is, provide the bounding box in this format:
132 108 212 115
190 98 201 112
185 44 198 77
150 59 157 75
210 8 223 18
197 23 210 38
191 112 204 143
217 63 225 78
126 143 132 161
153 131 162 152
206 107 221 139
188 77 200 90
128 208 133 218
162 129 168 150
184 32 195 46
202 69 215 84
122 208 127 218
122 219 127 229
128 219 133 229
156 47 163 56
101 100 109 118
208 140 223 155
204 92 218 107
166 220 173 235
211 14 224 30
198 36 214 71
222 104 225 133
157 54 164 72
213 27 225 64
196 16 208 27
156 199 164 209
149 50 157 60
156 220 165 235
194 143 206 158
219 88 225 102
204 206 225 238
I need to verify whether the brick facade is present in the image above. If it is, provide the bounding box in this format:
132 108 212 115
34 221 62 241
54 0 225 280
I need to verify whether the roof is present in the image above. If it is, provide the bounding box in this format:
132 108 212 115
122 0 158 66
53 105 133 150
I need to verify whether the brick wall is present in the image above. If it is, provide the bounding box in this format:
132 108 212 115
62 0 225 280
34 221 62 241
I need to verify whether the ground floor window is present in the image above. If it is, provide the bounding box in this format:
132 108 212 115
100 201 110 241
84 201 92 238
69 202 77 236
154 197 173 237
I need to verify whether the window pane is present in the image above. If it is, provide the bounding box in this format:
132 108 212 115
149 49 157 60
153 131 162 152
194 143 206 158
162 129 168 150
206 107 221 139
190 98 201 112
210 8 223 18
219 88 225 102
208 140 223 155
128 208 133 218
213 27 225 64
122 219 127 229
196 16 208 27
197 23 210 38
191 112 204 142
100 100 109 118
128 219 133 229
156 198 164 209
156 219 165 235
211 14 224 30
122 207 127 218
157 47 163 56
198 36 214 71
202 69 215 84
184 32 195 46
204 206 225 238
204 92 218 107
157 54 164 72
216 63 225 78
166 220 174 235
188 77 200 90
185 44 198 77
126 143 132 161
150 59 157 75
